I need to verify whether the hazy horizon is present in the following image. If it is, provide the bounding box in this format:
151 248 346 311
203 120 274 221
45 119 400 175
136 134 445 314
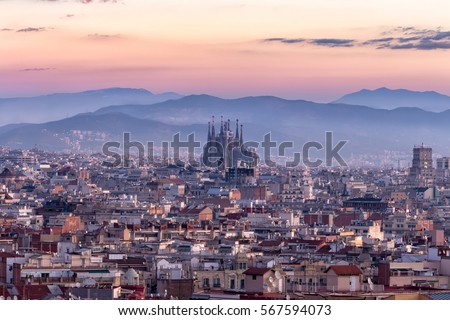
1 86 450 105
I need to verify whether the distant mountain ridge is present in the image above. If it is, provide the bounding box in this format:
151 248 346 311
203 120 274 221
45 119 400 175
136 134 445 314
333 87 450 112
0 111 290 152
2 94 450 156
0 87 183 126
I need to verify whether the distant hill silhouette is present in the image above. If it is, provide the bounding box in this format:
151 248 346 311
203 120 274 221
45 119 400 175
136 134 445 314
1 93 450 156
0 88 182 125
333 87 450 112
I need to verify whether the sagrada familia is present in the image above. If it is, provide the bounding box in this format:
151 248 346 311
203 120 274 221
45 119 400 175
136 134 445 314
204 116 257 172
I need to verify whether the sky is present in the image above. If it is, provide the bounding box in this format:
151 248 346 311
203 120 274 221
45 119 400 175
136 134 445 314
1 0 450 102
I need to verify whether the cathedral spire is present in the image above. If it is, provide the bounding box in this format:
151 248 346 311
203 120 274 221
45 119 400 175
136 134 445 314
211 116 216 141
240 124 243 145
207 121 211 142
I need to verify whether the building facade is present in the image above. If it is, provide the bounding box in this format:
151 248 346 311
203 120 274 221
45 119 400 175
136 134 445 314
409 145 435 187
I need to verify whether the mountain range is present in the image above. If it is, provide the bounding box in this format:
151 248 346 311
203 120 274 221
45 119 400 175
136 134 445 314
1 87 450 158
0 88 182 126
333 87 450 112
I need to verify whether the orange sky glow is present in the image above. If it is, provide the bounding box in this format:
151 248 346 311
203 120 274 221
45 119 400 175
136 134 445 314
1 0 450 101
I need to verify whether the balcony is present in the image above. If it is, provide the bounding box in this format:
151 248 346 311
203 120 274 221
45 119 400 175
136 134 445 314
26 276 76 284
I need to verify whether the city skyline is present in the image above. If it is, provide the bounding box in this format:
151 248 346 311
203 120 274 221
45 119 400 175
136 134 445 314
3 0 450 307
1 0 450 101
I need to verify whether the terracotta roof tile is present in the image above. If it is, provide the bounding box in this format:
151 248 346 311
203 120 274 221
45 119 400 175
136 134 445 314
243 267 271 276
325 265 362 276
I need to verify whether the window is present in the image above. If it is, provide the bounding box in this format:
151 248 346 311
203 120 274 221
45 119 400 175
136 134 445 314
230 279 235 289
213 277 221 288
203 278 210 288
240 279 245 289
252 275 257 280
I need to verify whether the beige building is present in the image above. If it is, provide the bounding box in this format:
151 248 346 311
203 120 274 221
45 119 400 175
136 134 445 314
379 261 449 289
243 267 283 294
325 265 362 292
223 253 249 291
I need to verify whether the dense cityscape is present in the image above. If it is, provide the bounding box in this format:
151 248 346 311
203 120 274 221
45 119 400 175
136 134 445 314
2 0 450 308
1 120 450 300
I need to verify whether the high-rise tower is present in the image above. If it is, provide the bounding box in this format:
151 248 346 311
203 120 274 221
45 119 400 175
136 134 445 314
409 144 435 186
